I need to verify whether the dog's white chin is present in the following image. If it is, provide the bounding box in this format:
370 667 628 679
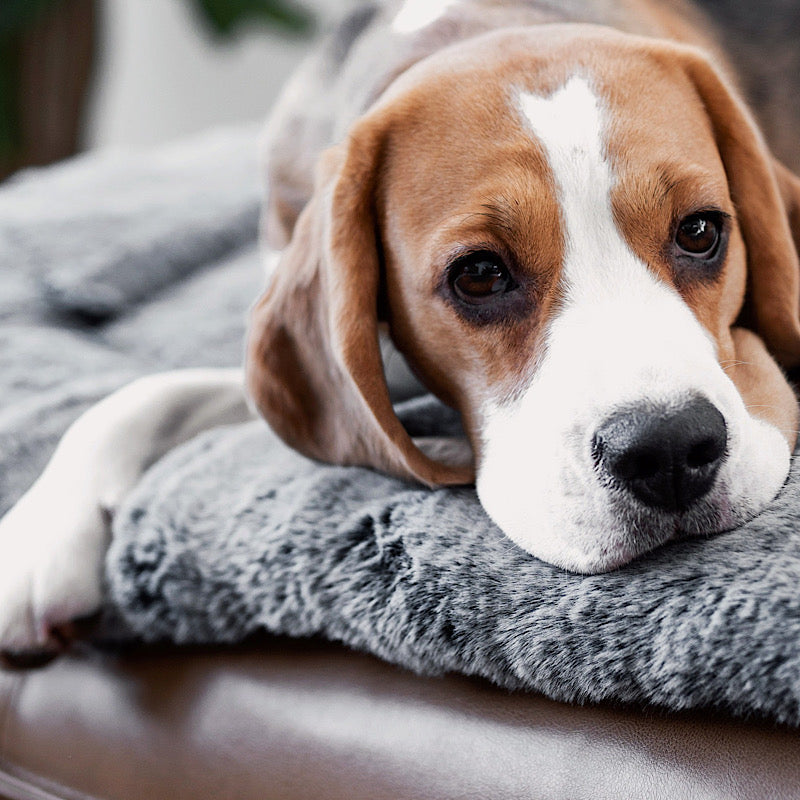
476 408 791 575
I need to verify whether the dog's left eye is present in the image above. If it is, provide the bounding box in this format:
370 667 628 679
449 251 514 305
675 213 721 258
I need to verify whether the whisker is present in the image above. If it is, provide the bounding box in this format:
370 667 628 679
744 418 800 437
720 360 752 372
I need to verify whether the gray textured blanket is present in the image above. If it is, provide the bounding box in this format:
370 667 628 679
3 128 800 727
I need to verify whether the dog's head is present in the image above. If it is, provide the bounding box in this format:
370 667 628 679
247 26 800 573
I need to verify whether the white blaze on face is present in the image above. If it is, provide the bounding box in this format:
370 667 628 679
392 0 457 34
474 76 790 573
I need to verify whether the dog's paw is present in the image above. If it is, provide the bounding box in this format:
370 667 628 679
0 479 109 662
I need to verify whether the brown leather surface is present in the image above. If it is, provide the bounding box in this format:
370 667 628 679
1 639 798 800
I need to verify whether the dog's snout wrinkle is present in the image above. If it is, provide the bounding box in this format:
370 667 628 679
593 398 728 512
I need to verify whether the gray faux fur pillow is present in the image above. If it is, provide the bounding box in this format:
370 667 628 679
101 396 800 727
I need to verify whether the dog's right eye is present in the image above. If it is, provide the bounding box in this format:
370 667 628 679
675 213 721 258
449 251 515 305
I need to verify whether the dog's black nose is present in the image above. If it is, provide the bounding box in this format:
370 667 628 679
592 397 728 512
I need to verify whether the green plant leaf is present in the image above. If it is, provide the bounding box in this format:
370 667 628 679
188 0 315 37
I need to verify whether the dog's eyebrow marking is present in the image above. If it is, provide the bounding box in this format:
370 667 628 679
633 165 726 210
392 0 457 33
463 202 518 234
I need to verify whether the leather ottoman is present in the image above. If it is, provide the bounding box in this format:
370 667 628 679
1 640 798 800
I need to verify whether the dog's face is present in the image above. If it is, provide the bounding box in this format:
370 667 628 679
248 27 800 573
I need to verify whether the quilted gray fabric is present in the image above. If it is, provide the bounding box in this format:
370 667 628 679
3 128 800 726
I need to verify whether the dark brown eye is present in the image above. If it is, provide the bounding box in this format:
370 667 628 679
449 251 513 305
675 213 720 257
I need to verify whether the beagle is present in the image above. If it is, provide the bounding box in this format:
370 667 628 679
2 0 800 657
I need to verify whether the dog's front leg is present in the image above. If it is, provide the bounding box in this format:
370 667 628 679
0 368 253 660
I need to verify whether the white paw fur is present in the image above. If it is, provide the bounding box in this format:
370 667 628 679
0 476 110 654
0 368 251 656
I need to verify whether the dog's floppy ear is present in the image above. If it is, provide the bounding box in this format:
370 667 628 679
680 49 800 368
246 118 474 486
773 157 800 267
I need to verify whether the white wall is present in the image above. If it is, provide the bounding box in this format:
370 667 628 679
86 0 348 149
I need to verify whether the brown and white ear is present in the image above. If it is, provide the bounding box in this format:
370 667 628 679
680 50 800 367
246 119 474 487
773 157 800 265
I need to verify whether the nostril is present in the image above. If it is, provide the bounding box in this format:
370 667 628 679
687 436 725 469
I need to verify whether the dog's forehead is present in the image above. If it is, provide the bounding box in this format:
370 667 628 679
381 26 722 159
515 75 611 260
380 32 724 208
518 75 603 157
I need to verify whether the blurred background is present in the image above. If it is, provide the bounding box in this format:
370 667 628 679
4 0 799 185
0 0 352 181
